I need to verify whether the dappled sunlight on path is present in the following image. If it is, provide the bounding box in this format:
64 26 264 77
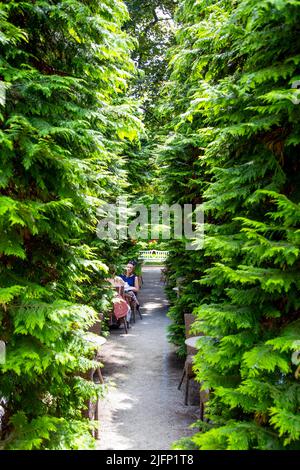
97 266 198 450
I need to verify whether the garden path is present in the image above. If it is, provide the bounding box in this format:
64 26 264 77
97 265 198 450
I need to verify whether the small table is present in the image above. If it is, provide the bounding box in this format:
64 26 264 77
185 335 203 350
83 333 107 348
173 287 180 298
83 333 107 385
107 277 125 296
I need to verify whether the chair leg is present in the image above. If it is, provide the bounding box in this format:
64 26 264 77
96 367 104 384
185 376 190 406
94 398 100 440
178 368 186 390
137 304 142 320
131 304 136 323
200 400 204 421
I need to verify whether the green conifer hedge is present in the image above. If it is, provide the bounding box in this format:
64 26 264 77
161 0 300 450
0 0 141 449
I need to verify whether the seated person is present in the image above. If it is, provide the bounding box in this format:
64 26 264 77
119 260 139 294
118 260 141 314
106 275 130 327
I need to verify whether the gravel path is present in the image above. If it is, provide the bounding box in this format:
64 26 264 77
97 266 198 450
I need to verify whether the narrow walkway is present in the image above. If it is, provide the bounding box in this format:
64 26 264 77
97 266 198 450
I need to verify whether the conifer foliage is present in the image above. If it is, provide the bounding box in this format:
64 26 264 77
0 0 141 449
161 0 300 449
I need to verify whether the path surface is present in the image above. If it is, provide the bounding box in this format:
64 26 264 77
97 266 198 450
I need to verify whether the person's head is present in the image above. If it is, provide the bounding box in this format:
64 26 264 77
126 260 137 276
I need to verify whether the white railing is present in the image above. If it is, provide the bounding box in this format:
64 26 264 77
139 250 169 262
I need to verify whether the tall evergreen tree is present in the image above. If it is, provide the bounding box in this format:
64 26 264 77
0 0 141 449
122 0 176 213
156 0 211 356
125 0 176 123
161 0 300 449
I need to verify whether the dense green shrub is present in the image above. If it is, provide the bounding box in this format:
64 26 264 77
162 0 300 449
0 0 141 449
2 0 300 452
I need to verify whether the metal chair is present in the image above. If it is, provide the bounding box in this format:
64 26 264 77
82 312 105 439
200 388 210 421
88 313 105 384
178 314 197 405
125 291 142 323
107 278 129 333
113 294 129 333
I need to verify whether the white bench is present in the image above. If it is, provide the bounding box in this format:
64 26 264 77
139 250 169 263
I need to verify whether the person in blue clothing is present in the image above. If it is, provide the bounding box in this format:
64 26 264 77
119 260 141 321
119 260 140 294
